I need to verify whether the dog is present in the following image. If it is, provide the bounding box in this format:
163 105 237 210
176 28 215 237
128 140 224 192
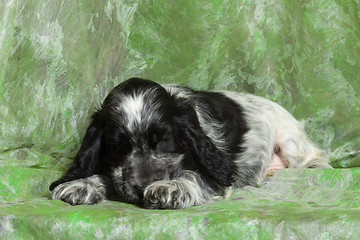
49 78 331 209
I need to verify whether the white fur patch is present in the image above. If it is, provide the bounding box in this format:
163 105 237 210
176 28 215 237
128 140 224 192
122 94 145 130
222 91 331 187
112 166 123 179
114 88 163 132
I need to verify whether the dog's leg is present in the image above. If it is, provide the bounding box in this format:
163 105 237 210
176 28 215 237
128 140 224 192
51 174 113 205
143 170 215 209
275 121 332 169
263 145 287 177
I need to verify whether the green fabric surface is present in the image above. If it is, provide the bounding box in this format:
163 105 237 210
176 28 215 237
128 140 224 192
1 0 360 239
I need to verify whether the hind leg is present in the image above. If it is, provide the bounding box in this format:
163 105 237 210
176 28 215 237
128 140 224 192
273 121 332 170
264 145 287 177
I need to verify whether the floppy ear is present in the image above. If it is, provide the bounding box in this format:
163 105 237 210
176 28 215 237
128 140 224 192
49 111 107 191
174 101 237 187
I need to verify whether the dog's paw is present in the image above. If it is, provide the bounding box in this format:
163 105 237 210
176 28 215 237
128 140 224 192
143 180 191 209
51 179 106 205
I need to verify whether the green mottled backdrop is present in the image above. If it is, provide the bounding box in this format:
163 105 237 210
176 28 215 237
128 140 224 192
1 0 360 239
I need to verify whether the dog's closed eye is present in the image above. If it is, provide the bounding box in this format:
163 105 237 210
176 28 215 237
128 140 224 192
107 142 128 153
148 132 163 149
148 125 170 148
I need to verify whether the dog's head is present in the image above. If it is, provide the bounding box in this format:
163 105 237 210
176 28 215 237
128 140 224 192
92 78 186 203
70 78 237 204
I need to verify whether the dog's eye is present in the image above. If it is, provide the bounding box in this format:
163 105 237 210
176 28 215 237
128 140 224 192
107 138 132 153
149 132 163 149
109 144 121 152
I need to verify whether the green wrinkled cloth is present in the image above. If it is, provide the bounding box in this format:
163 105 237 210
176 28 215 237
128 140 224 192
1 0 359 239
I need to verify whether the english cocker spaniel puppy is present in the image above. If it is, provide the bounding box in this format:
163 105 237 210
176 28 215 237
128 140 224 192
49 78 331 209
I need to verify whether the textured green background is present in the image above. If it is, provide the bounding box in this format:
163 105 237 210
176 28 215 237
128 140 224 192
1 0 360 239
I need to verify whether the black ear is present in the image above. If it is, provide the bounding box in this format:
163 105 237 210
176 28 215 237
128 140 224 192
174 101 237 187
49 112 107 191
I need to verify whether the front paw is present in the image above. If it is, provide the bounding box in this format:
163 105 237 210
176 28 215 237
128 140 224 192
143 180 189 209
51 179 105 205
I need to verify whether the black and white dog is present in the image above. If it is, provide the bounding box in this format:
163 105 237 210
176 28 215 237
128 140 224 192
49 78 331 209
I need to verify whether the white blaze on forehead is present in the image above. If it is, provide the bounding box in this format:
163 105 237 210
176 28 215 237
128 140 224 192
114 88 164 132
122 93 146 130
